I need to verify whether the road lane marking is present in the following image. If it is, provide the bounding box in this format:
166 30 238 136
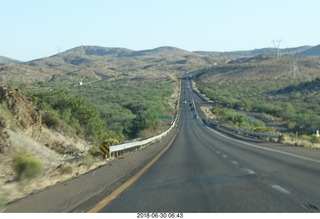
88 124 180 212
271 185 290 195
222 155 228 158
231 161 239 165
206 127 320 164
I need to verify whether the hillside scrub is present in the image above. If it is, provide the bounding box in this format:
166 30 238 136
200 84 320 135
216 108 276 133
32 90 106 144
195 55 320 143
197 75 320 133
29 78 176 145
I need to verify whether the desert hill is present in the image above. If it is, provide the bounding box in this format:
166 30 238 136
194 46 312 57
297 44 320 56
0 46 218 85
0 56 20 64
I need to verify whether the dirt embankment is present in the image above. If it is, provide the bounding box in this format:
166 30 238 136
0 86 106 205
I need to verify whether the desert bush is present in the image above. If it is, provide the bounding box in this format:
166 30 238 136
310 134 320 144
0 195 6 212
60 165 73 175
13 153 42 180
41 110 61 129
88 145 102 157
103 138 119 146
81 154 94 167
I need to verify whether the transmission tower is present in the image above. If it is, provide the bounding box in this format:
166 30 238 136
288 55 300 80
272 40 282 59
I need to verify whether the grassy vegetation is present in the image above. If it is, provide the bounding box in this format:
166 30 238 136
282 133 320 149
0 195 5 212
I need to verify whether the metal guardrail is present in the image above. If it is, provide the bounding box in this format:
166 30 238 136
107 112 179 157
210 119 281 139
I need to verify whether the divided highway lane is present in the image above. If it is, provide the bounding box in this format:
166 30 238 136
95 81 320 212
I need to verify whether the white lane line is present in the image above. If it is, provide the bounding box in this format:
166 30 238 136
216 151 220 154
222 154 228 158
245 168 256 175
206 126 320 164
232 161 239 165
271 185 290 195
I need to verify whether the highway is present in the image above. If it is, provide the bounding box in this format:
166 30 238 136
95 78 320 212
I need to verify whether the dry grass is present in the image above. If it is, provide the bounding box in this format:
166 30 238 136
281 135 320 149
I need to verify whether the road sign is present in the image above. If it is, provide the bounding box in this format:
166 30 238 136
100 144 110 158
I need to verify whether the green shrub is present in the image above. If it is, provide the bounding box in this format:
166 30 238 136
0 196 6 212
41 110 61 129
103 138 119 146
13 153 42 180
88 145 102 157
81 154 94 167
309 134 320 144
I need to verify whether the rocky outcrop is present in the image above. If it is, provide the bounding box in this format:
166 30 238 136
0 116 10 153
0 86 42 141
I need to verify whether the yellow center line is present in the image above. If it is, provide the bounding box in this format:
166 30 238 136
88 126 179 213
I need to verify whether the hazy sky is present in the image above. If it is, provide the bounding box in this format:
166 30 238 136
1 0 320 61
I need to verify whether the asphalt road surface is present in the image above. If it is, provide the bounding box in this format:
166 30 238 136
96 79 320 212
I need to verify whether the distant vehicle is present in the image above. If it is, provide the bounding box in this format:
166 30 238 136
189 103 193 106
193 114 198 119
191 106 195 111
183 100 187 104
